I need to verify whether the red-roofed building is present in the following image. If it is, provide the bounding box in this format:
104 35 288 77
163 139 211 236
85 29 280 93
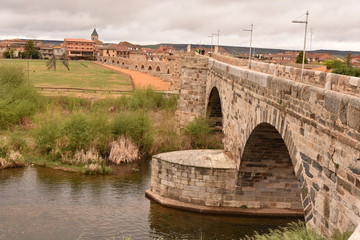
64 38 95 60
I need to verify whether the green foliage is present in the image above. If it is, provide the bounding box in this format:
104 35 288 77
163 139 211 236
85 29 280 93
242 221 352 240
296 51 308 64
56 96 91 112
23 40 40 59
184 117 223 149
323 59 360 77
34 116 62 154
3 48 15 58
0 65 43 129
83 163 112 175
112 111 153 152
118 89 178 112
60 113 92 153
8 131 27 152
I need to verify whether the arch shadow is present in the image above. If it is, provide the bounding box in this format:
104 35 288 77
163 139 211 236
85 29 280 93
237 121 305 213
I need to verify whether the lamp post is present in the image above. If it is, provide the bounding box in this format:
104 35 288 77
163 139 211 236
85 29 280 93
292 11 309 81
243 24 253 68
212 30 220 53
208 34 214 53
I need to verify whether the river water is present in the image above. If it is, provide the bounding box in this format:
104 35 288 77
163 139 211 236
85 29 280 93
0 162 300 240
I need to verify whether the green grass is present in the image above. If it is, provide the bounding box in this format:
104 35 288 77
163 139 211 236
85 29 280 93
0 59 132 91
242 222 352 240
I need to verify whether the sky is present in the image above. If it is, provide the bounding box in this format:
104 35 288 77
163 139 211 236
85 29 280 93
1 0 359 51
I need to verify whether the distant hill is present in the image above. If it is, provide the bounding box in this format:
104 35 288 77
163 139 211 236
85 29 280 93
140 43 360 58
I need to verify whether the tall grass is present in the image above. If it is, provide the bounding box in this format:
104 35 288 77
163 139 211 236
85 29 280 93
242 222 352 240
0 65 44 129
184 117 223 149
112 110 153 152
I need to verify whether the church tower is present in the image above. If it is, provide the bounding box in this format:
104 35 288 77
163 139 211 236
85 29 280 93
91 28 98 41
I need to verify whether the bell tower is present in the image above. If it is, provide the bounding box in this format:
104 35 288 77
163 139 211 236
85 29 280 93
91 28 98 41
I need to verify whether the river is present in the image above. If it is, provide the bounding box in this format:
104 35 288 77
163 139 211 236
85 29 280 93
0 161 300 240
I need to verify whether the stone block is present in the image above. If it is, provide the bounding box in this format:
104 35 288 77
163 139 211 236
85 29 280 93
324 91 342 114
347 98 360 131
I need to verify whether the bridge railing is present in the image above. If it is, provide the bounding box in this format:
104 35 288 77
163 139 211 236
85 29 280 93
211 53 360 95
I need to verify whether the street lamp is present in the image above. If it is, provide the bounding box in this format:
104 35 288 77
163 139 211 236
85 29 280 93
292 10 309 81
243 24 253 68
208 34 214 53
212 30 220 53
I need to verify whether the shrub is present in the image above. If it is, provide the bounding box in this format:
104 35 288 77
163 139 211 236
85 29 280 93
8 131 27 152
34 116 62 155
112 111 153 152
0 65 43 129
60 113 92 154
184 117 223 149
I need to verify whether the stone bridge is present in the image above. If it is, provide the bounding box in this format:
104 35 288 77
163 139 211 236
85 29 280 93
98 53 360 237
172 56 360 237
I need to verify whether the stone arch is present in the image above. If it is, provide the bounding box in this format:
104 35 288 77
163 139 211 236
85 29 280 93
112 60 115 64
156 66 161 72
148 66 153 71
104 59 107 62
122 62 125 65
141 65 145 70
135 65 138 69
206 87 223 132
237 121 305 213
167 68 170 74
117 61 120 64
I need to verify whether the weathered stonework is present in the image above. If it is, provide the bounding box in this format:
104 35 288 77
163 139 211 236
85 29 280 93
171 56 360 237
149 150 237 207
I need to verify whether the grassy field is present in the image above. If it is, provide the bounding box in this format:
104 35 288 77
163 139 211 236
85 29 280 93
0 59 133 91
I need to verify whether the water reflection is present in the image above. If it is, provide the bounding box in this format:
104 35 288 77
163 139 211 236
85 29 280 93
148 201 301 240
0 163 301 240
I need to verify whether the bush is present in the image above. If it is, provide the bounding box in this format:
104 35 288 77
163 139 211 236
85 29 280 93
184 117 223 149
0 65 43 129
60 113 92 153
112 111 153 152
34 116 62 154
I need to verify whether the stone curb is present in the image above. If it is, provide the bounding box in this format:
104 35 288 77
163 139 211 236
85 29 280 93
145 190 304 218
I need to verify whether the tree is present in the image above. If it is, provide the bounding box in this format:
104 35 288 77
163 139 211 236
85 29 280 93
24 40 40 59
344 53 352 68
296 51 308 64
3 49 15 58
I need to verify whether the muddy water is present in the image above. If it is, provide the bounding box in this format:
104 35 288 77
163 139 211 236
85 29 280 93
0 162 300 240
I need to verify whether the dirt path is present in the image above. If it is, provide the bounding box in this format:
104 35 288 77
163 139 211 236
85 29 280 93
95 62 170 91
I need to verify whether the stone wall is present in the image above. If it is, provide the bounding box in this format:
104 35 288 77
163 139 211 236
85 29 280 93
150 150 237 207
212 53 360 95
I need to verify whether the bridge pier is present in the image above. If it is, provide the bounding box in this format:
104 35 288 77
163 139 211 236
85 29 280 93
175 57 209 127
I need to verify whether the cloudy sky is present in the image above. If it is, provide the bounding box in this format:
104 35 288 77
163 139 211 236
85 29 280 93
1 0 359 51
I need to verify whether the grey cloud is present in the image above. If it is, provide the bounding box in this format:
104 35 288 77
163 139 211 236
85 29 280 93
0 0 359 51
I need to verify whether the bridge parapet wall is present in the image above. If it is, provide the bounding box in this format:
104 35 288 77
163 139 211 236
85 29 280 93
212 53 360 95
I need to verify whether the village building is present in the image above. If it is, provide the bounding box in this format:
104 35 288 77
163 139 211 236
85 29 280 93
53 45 66 59
64 38 95 60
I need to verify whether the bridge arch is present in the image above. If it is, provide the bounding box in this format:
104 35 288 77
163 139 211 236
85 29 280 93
206 87 223 132
237 121 305 212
